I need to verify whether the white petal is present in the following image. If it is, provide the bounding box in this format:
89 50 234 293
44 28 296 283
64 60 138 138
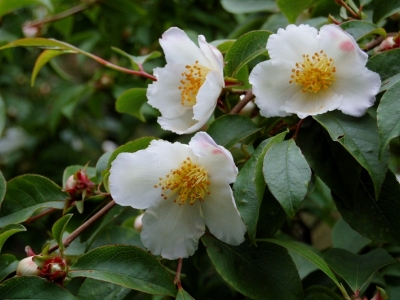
158 109 206 134
249 60 298 118
198 35 224 74
160 27 208 66
319 24 368 69
333 68 381 116
189 132 238 184
268 24 319 65
201 183 246 245
141 200 205 259
147 65 189 119
283 89 343 119
109 152 165 209
193 70 222 122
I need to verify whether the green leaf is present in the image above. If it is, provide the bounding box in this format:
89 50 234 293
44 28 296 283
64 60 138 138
367 49 400 82
0 95 5 137
31 49 70 86
115 88 147 122
314 111 389 199
339 20 386 42
259 238 340 287
277 0 319 23
0 0 53 18
372 0 400 23
377 80 400 158
0 224 26 253
224 30 272 77
0 175 67 228
334 170 400 246
99 0 146 15
176 287 195 300
0 254 18 282
323 248 396 291
263 139 311 218
233 131 287 242
0 276 76 299
107 137 155 169
212 40 235 54
89 225 143 250
207 114 260 149
0 171 5 205
69 245 176 297
220 0 277 14
96 152 113 183
304 286 343 300
380 72 400 93
52 214 73 253
202 236 303 300
111 47 161 70
331 218 370 254
77 278 131 300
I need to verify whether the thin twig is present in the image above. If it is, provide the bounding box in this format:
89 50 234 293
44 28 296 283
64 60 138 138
292 119 305 140
48 199 116 254
230 90 254 114
335 0 360 19
174 258 183 289
25 208 58 223
363 32 398 52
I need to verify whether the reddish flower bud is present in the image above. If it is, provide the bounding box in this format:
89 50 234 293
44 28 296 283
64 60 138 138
16 256 40 276
64 169 95 199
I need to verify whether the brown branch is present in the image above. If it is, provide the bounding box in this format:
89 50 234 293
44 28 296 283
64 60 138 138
174 258 183 289
48 199 116 254
229 89 255 114
292 119 305 140
25 208 58 223
335 0 360 19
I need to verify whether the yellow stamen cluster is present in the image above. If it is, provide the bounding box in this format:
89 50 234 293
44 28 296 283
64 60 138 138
289 50 336 93
178 61 207 107
154 157 210 205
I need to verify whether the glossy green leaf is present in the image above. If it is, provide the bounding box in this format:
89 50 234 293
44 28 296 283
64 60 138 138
202 236 303 300
224 30 272 77
372 0 400 23
31 50 70 86
377 80 400 158
367 49 400 82
233 131 287 242
220 0 277 14
111 47 161 70
62 165 97 188
0 175 67 228
0 224 26 252
107 137 155 169
89 225 143 250
263 139 311 218
331 218 370 254
340 20 386 41
115 88 147 122
380 72 400 93
176 287 195 300
304 286 343 300
0 171 5 205
0 254 18 282
213 40 235 53
297 119 362 201
0 38 79 52
277 0 318 23
314 111 389 199
260 238 340 287
0 95 5 137
96 152 113 182
77 278 131 300
0 276 76 299
69 245 176 296
0 0 53 18
323 248 396 291
334 170 400 246
52 214 73 253
207 114 260 149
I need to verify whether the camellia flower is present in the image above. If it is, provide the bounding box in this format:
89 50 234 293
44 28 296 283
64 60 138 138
249 24 381 119
109 132 246 260
147 27 224 134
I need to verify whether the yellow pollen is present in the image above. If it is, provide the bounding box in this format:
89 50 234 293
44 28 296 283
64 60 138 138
155 157 210 205
178 61 208 107
289 50 336 93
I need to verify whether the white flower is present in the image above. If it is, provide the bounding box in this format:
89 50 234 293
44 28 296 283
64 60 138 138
109 132 246 260
147 27 224 134
249 24 381 119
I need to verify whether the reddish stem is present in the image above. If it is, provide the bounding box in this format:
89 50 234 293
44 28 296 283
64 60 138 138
292 119 305 140
230 90 255 114
174 258 183 289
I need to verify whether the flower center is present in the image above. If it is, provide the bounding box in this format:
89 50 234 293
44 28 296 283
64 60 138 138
155 157 210 205
178 61 208 107
289 50 336 93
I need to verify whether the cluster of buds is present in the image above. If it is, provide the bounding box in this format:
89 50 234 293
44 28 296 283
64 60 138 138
64 169 95 200
375 34 400 53
16 247 67 286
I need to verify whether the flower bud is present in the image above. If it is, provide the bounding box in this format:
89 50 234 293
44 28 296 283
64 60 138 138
134 213 144 232
16 256 40 276
64 169 95 199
